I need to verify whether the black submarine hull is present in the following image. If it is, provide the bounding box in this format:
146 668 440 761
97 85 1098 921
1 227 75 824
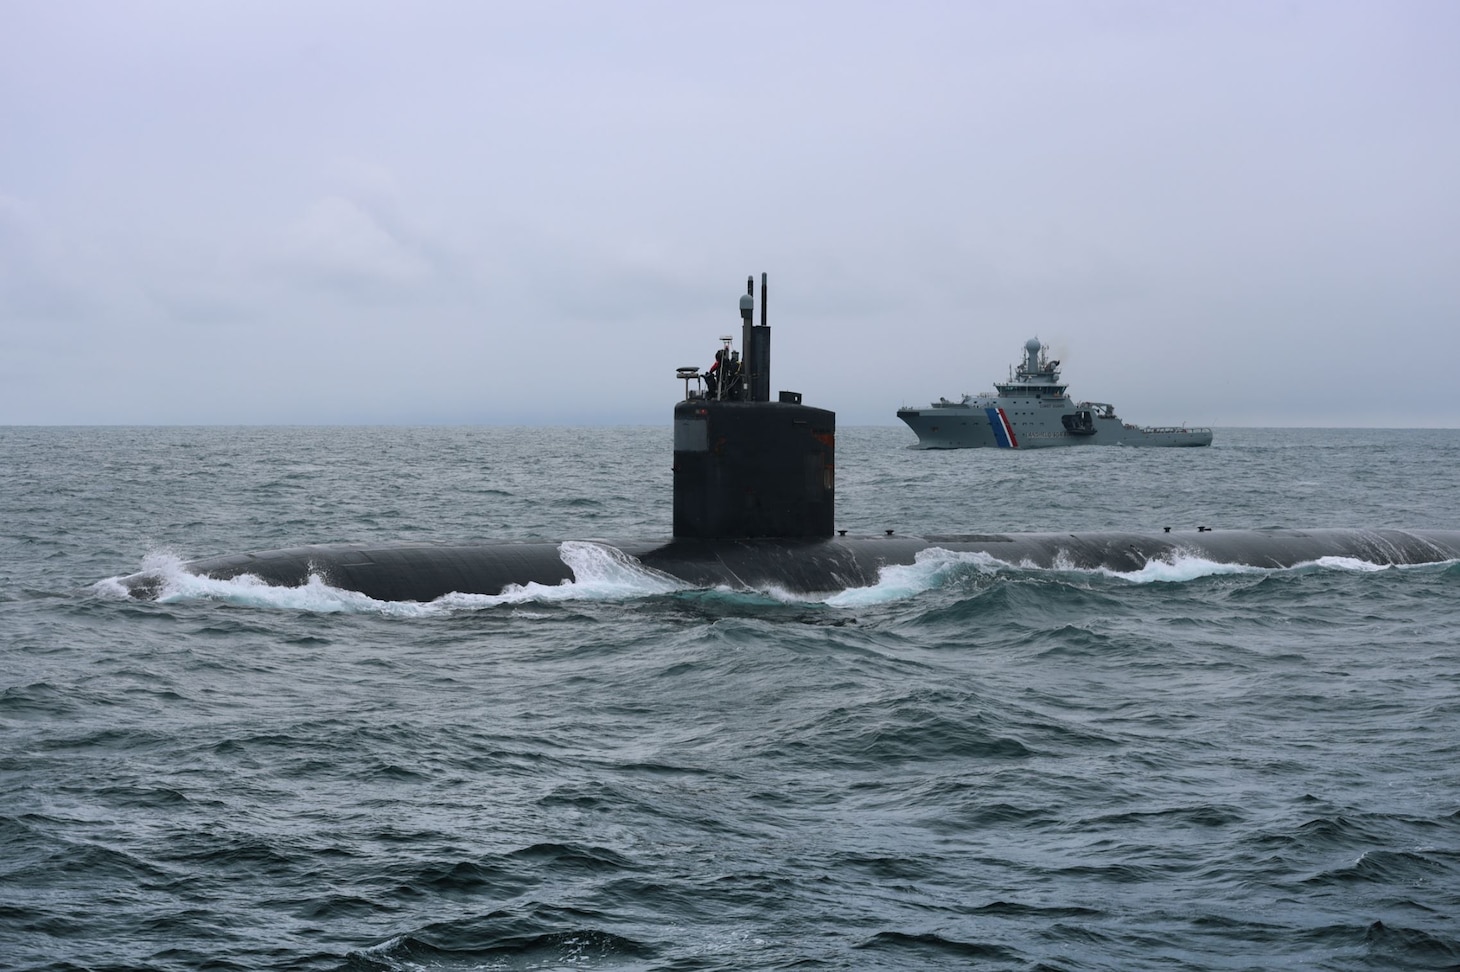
123 528 1460 602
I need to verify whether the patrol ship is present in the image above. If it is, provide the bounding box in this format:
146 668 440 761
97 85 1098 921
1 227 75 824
897 337 1212 449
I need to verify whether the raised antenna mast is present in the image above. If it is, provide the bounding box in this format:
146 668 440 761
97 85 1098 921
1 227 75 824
740 276 754 401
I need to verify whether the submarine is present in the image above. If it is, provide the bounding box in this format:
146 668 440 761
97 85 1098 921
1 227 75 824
121 274 1460 602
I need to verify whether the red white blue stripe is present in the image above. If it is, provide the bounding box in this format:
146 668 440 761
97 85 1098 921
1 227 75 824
985 407 1018 448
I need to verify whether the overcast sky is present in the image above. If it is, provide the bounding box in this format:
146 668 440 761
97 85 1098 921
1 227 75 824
3 0 1457 427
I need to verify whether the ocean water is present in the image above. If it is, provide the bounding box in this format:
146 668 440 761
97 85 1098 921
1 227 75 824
3 425 1459 972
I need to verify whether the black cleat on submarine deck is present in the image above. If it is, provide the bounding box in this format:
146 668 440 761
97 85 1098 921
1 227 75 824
119 273 1460 602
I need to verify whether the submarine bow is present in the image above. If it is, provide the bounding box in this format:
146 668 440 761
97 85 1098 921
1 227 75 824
121 274 1460 602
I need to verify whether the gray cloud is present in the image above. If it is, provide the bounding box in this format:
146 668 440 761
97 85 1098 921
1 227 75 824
2 0 1457 426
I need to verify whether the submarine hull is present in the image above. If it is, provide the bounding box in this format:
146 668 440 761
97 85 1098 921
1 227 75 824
122 528 1460 602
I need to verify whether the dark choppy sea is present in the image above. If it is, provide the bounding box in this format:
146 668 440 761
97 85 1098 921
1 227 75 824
3 425 1459 972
